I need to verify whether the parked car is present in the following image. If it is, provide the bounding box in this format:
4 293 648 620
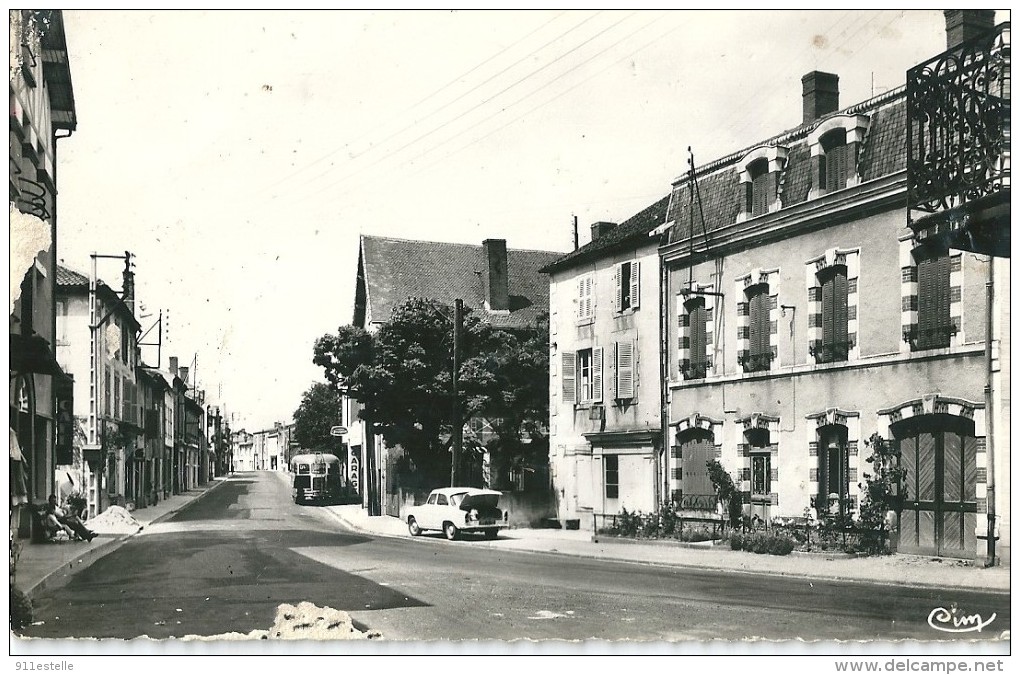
406 487 505 540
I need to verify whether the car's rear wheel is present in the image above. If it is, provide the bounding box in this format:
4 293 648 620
443 522 459 541
408 517 422 537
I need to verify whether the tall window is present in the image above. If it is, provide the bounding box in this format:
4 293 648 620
747 429 772 502
813 265 850 363
818 426 849 518
682 297 710 379
604 454 619 499
680 430 715 499
822 129 851 192
741 283 773 373
561 347 603 404
614 261 640 312
749 158 770 217
913 249 953 350
614 340 635 399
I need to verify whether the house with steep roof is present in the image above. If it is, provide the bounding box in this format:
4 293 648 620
347 235 562 517
661 13 1008 561
540 200 670 529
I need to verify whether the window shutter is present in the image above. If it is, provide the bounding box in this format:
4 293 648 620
561 351 576 403
752 172 769 216
615 340 634 398
748 287 768 358
917 255 938 348
821 275 834 348
834 269 849 345
629 261 640 309
613 266 622 312
585 275 594 319
592 346 604 403
935 253 950 331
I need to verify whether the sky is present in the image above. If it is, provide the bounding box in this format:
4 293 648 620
52 9 1002 431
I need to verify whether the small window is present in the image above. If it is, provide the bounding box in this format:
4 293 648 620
436 494 449 506
749 158 770 217
573 347 603 404
822 129 850 193
297 463 310 475
604 455 619 499
751 454 771 498
614 261 641 312
578 273 594 321
427 493 438 505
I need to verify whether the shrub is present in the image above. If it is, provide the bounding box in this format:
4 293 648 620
729 532 743 550
658 502 679 536
10 586 33 631
616 508 641 538
730 531 795 556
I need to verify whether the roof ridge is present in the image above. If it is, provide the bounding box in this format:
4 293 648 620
361 233 562 255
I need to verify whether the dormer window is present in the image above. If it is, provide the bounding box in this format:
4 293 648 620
807 114 869 200
736 145 788 223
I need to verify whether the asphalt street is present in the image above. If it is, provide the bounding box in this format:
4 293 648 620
18 471 1011 643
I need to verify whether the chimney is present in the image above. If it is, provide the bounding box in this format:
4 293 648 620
482 239 509 312
169 356 178 376
590 221 617 241
122 258 135 315
945 10 995 50
802 71 839 124
179 366 189 385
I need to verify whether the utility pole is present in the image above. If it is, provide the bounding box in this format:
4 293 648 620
450 298 463 487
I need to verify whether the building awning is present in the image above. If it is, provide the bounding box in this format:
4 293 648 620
10 333 66 377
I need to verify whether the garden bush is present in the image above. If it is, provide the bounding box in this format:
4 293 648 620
10 586 33 631
730 530 795 556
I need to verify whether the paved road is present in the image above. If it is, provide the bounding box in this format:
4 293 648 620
19 471 1011 643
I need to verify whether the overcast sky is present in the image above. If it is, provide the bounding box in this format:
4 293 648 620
54 9 1003 431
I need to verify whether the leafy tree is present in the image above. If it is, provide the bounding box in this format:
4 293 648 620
292 382 345 453
313 298 549 488
707 459 743 527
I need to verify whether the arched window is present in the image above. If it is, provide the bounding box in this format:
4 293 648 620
813 264 850 363
817 425 849 518
748 158 771 217
740 282 773 372
682 296 709 379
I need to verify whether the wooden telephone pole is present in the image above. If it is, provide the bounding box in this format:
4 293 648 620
450 299 463 486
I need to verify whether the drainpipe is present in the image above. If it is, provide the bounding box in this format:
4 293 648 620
659 251 669 506
984 256 996 567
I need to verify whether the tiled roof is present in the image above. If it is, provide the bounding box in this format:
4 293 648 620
540 195 671 273
56 265 90 287
667 92 908 244
360 236 563 329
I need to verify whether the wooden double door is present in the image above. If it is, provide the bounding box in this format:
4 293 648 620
896 417 978 559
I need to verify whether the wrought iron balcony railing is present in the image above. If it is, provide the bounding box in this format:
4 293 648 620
680 358 712 380
907 22 1010 230
737 350 775 373
902 323 959 351
809 338 856 364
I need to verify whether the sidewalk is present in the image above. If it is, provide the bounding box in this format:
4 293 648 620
11 478 227 597
325 505 1010 593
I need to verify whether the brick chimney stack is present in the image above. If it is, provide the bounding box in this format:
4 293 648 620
802 71 839 124
590 221 617 241
482 238 509 312
179 366 189 385
169 356 178 376
122 256 135 315
945 10 995 50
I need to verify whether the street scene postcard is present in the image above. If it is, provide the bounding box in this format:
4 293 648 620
8 8 1011 668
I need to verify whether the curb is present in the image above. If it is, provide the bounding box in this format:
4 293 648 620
21 478 228 597
327 508 1009 595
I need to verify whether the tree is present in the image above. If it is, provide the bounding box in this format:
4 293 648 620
313 298 549 488
292 382 344 453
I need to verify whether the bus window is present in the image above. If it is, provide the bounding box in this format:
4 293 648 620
297 463 310 475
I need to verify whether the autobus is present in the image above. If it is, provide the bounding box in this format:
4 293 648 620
289 452 345 505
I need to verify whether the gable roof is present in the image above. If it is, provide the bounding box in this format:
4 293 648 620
56 264 141 331
358 235 563 330
666 88 908 245
540 195 671 274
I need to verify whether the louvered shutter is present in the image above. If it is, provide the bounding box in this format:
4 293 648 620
613 266 622 312
834 268 849 347
690 300 706 368
749 288 767 358
629 261 640 309
935 253 950 338
616 340 634 398
561 351 576 403
751 172 769 216
917 255 936 348
584 275 594 319
821 275 834 350
592 346 603 403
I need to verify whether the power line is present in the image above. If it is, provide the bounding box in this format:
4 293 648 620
284 11 640 205
252 11 572 197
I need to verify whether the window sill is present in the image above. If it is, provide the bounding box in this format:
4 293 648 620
576 318 595 328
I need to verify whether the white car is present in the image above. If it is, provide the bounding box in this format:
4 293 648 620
406 487 505 540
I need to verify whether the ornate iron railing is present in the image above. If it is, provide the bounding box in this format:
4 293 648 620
902 323 958 351
737 350 775 373
907 22 1010 227
680 358 712 380
809 338 855 364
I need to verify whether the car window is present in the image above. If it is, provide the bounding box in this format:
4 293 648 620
427 494 437 505
437 494 449 505
449 493 467 506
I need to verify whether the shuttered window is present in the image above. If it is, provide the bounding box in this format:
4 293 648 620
578 273 594 321
614 261 641 312
745 283 771 371
686 297 709 378
823 130 851 192
916 251 952 349
818 265 849 363
615 340 635 399
750 159 770 217
680 431 715 498
591 346 603 403
605 455 619 499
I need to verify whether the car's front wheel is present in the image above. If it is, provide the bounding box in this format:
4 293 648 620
443 522 459 541
408 517 422 537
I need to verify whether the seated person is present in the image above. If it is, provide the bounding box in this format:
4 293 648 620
39 505 75 540
47 494 96 542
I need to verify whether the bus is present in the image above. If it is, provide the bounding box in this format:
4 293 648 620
289 452 346 505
